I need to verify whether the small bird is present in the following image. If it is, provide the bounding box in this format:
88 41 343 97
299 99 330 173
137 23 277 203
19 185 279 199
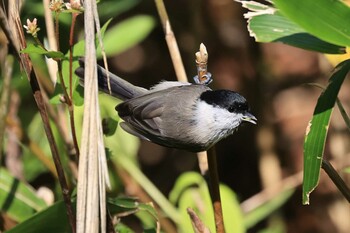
75 60 257 152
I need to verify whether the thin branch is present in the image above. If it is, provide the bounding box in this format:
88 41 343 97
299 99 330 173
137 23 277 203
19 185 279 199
187 208 211 233
195 44 225 233
322 159 350 203
67 12 81 160
154 0 187 82
207 147 225 233
0 55 13 162
43 0 58 84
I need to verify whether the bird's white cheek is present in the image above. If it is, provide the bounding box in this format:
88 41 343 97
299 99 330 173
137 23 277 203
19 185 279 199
194 101 241 140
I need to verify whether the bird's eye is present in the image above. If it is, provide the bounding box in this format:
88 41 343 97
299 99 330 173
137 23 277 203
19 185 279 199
228 106 236 113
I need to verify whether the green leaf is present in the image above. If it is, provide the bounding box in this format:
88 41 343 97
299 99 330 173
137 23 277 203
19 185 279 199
99 15 155 57
21 44 65 59
138 202 158 221
238 1 345 54
102 117 119 136
169 172 245 233
108 197 159 230
303 59 350 204
5 201 71 233
273 0 350 47
0 168 47 223
168 171 203 204
107 197 139 214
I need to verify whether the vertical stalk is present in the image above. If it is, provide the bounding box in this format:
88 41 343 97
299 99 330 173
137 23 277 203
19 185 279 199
207 147 225 233
154 0 187 82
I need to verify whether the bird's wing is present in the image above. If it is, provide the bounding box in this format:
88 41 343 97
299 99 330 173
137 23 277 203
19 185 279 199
116 84 210 139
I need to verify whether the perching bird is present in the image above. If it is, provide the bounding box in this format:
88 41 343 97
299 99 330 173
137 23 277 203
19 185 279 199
75 60 256 152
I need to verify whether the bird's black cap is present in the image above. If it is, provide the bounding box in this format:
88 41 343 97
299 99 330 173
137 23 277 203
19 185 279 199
199 90 249 113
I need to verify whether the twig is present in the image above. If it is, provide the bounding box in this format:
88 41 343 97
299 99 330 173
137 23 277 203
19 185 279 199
43 0 58 84
5 92 24 180
195 44 225 233
207 147 225 233
67 12 81 160
195 44 210 176
322 159 350 203
0 55 13 162
0 5 76 232
51 8 80 161
187 208 211 233
154 0 187 82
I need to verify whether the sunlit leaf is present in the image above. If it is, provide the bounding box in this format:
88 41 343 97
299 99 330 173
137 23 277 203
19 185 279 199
0 168 47 223
169 172 245 233
303 59 350 204
5 201 70 233
237 0 345 54
274 0 350 47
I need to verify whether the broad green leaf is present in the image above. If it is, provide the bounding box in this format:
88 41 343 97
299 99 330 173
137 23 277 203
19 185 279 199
169 172 245 233
273 0 350 47
5 201 71 233
99 15 155 57
168 171 203 204
0 168 47 223
303 59 350 204
238 1 345 54
21 44 65 59
221 185 245 233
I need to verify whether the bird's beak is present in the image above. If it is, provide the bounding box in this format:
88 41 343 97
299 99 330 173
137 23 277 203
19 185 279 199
242 112 257 125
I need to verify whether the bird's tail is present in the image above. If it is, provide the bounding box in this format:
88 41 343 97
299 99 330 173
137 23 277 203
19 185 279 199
75 58 148 100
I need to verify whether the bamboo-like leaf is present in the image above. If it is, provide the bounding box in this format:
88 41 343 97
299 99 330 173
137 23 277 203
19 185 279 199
237 0 345 54
303 59 350 204
5 201 70 233
273 0 350 47
0 168 47 222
